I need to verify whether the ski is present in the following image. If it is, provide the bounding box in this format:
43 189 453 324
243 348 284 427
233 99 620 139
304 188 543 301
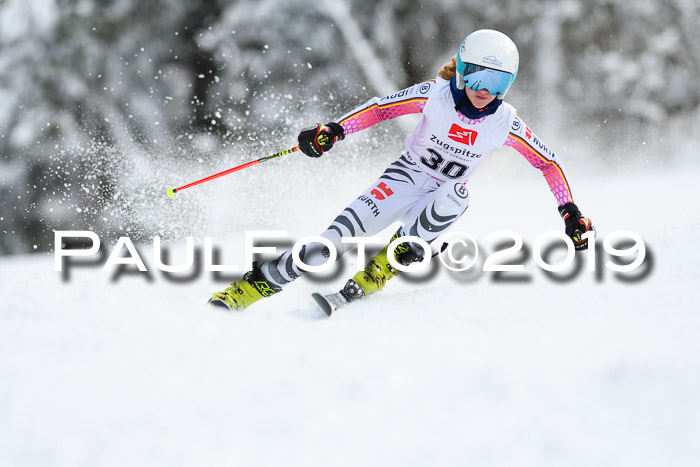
312 279 366 316
311 291 350 317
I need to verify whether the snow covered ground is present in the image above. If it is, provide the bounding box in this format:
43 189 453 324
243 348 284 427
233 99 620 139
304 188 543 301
2 146 700 467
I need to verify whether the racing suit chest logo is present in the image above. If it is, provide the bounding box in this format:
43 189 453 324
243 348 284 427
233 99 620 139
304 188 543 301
447 124 478 145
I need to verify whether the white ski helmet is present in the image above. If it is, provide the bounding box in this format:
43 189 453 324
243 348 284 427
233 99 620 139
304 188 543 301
456 29 519 99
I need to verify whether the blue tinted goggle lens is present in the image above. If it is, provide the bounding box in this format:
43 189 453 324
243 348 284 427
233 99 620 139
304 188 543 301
463 63 513 96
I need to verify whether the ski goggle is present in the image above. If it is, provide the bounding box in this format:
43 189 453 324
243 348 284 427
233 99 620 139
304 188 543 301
462 63 514 96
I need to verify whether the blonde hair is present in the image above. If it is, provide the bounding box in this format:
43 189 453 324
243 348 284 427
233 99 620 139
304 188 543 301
438 55 457 80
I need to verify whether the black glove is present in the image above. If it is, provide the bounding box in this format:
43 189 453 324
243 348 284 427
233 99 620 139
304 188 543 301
558 202 595 251
298 122 345 157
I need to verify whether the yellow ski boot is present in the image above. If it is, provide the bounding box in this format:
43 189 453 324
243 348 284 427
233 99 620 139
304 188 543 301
312 232 424 316
349 246 399 298
351 231 422 297
209 262 281 311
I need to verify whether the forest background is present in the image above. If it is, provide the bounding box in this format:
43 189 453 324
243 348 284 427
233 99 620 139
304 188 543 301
1 0 697 255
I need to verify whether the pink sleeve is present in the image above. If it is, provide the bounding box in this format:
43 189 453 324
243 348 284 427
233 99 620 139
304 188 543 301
504 116 573 205
335 80 435 135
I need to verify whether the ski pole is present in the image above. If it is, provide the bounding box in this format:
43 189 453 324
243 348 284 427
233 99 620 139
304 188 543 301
166 146 300 197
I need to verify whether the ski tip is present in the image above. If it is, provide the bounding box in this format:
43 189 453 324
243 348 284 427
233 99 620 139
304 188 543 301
208 299 232 312
311 292 333 317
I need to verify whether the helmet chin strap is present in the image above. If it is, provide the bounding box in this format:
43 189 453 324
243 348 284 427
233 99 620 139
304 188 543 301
456 71 465 90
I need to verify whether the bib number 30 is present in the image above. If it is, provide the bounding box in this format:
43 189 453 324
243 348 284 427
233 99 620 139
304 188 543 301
420 149 469 179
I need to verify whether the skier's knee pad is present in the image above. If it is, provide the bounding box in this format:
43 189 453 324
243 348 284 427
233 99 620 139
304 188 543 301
404 182 469 245
432 182 470 218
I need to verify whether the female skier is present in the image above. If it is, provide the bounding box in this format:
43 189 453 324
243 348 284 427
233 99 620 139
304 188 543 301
209 29 594 312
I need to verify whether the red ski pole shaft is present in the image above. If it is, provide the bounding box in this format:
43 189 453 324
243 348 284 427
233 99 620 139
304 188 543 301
166 146 300 197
